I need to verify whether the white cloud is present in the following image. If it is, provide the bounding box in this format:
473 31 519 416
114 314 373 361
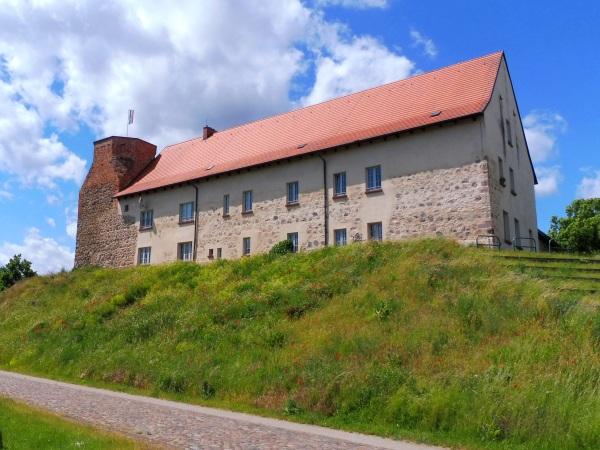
577 170 600 199
316 0 388 8
0 228 73 274
65 207 78 239
410 29 437 58
46 194 61 205
45 217 56 227
535 166 563 197
523 111 567 164
0 189 12 201
302 36 415 105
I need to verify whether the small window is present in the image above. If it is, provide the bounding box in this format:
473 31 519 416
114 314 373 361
506 119 513 147
287 181 299 205
333 172 347 197
243 190 253 213
243 237 251 255
208 248 214 259
223 194 230 216
503 210 510 244
514 218 521 247
140 210 153 230
334 228 347 246
179 202 194 223
368 222 383 241
138 247 151 265
498 157 505 186
509 167 516 195
287 232 299 253
216 248 222 259
366 165 382 191
178 242 193 261
123 204 129 213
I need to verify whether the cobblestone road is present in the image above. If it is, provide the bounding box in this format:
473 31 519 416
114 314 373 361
0 370 445 450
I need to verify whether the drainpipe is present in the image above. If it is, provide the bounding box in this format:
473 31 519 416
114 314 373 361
317 154 329 246
192 183 200 262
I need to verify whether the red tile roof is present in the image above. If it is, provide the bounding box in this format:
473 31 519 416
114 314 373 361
116 51 504 197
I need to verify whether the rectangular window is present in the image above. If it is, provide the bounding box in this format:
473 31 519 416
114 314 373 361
498 157 505 185
138 247 151 265
334 228 347 246
178 242 193 261
333 172 347 197
503 210 510 243
223 194 230 216
287 181 299 205
506 119 513 146
366 165 382 191
514 218 521 247
287 232 299 253
216 248 222 259
140 210 153 230
243 237 251 255
368 222 383 241
243 190 253 213
208 248 214 259
509 167 516 195
179 202 194 223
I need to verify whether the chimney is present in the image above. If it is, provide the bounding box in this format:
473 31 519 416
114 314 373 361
203 125 217 140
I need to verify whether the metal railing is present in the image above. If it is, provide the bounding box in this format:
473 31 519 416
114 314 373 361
512 237 537 252
476 235 501 250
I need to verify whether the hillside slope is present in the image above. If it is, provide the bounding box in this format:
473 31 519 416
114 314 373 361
0 240 599 450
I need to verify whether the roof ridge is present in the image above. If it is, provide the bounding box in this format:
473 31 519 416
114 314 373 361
161 50 504 153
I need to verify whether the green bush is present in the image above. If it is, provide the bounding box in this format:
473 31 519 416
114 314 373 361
269 239 294 256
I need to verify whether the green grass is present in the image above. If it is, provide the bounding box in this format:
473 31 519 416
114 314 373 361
0 239 599 450
0 397 145 449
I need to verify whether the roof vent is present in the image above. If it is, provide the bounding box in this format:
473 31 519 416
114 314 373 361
205 164 215 171
203 125 217 140
297 143 307 149
430 111 442 117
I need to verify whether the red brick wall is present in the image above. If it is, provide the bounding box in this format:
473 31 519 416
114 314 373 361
75 137 156 268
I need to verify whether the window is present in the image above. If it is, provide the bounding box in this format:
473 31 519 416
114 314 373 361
333 172 347 197
287 181 299 205
243 237 251 255
506 119 513 146
503 210 510 243
366 165 382 191
208 248 214 259
498 157 505 186
287 232 299 253
223 194 230 216
138 247 151 265
216 248 222 259
514 218 521 247
334 228 347 246
179 202 194 223
243 190 253 213
368 222 383 241
178 242 193 261
509 167 516 195
123 204 129 213
140 210 153 230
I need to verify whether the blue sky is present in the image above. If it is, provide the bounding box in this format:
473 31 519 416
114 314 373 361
0 0 598 273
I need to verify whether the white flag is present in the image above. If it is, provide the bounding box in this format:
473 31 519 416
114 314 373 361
128 109 134 125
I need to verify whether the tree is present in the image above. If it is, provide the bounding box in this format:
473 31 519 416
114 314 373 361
549 198 600 253
0 254 37 292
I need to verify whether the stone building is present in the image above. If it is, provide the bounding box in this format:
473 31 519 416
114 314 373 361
75 51 538 268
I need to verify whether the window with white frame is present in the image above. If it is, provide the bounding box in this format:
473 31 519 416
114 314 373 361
223 194 230 216
140 210 153 230
368 222 383 241
138 247 151 265
333 172 346 197
366 165 381 191
179 202 194 223
216 248 222 259
287 232 299 253
243 190 253 213
178 242 193 261
334 228 347 246
287 181 299 204
243 237 251 255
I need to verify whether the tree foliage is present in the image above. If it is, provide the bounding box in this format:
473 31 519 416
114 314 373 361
0 254 37 292
269 239 294 256
549 198 600 253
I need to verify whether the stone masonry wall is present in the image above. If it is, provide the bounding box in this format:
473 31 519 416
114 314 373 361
75 137 156 268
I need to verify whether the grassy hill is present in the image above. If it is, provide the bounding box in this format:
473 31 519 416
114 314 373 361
0 239 599 450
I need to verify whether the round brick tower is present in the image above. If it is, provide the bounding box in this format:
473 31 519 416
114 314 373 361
75 137 156 268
